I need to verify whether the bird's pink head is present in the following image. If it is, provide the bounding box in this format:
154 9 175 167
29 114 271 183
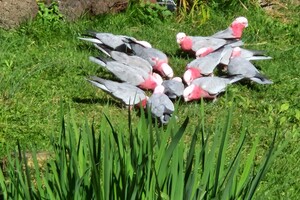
195 47 214 58
154 61 174 78
183 84 208 102
183 68 201 85
231 16 248 38
139 73 163 90
231 47 241 58
176 32 192 51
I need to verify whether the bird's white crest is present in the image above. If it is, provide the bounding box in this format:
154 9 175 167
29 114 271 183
183 69 192 85
172 77 182 82
183 84 195 102
235 16 248 27
161 63 174 78
153 85 165 94
176 32 186 44
153 73 163 85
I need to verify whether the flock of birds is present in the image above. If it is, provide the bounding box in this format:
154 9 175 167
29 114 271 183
79 16 273 124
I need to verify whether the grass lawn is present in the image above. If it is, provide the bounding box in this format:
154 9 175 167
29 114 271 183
0 1 299 199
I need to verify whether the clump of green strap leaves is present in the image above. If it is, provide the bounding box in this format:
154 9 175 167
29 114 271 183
0 101 280 199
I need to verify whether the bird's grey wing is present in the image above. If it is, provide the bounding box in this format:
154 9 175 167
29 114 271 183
191 37 227 52
187 52 222 75
192 77 229 95
105 61 145 86
211 28 234 39
104 81 146 105
228 57 272 84
94 33 125 49
125 55 153 73
110 51 152 73
148 94 174 117
219 46 234 65
162 80 184 98
228 57 259 78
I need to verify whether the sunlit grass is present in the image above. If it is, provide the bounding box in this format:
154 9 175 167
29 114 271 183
0 1 299 199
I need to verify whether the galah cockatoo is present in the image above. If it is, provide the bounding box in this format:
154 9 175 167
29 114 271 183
162 77 185 99
183 47 233 85
87 76 148 108
147 85 175 124
183 76 243 102
211 16 248 39
89 56 163 90
78 31 152 56
176 32 228 57
126 39 174 78
227 47 273 84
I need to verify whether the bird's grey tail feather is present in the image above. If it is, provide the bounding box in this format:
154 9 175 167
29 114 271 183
252 72 273 84
89 56 107 67
93 44 112 57
248 56 272 61
86 77 109 92
78 37 102 44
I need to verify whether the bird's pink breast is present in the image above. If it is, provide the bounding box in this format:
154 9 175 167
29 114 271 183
231 23 245 38
139 75 157 90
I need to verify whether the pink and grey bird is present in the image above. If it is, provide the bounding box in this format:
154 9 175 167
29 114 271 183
147 85 175 124
211 16 248 39
89 56 163 90
227 47 273 84
183 76 242 102
176 32 228 57
183 47 233 85
127 39 174 78
87 76 148 107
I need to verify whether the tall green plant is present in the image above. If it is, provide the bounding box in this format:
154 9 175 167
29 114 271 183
177 0 210 24
0 102 281 199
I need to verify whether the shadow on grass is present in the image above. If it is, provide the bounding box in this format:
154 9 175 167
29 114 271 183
72 97 121 107
174 49 193 59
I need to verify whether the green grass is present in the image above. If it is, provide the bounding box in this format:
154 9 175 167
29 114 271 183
0 1 300 199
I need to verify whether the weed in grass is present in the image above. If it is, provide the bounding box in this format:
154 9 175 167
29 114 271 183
177 0 210 24
36 1 64 25
127 1 174 25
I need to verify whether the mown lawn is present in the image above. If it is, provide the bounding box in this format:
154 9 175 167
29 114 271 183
0 1 299 199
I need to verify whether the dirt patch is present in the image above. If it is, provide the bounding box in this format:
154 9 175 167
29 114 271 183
0 0 38 29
